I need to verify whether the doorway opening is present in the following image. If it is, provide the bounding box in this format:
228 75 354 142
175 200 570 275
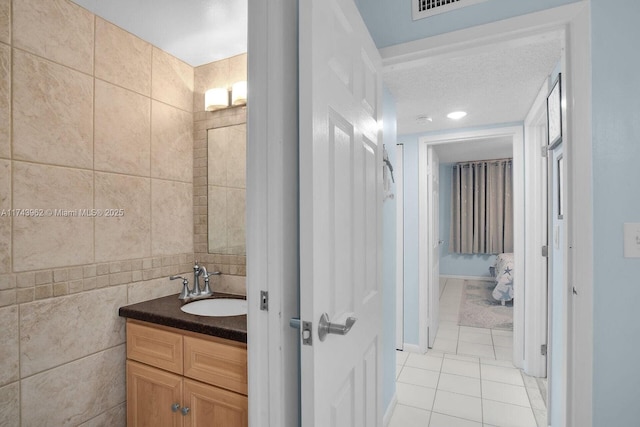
418 126 523 361
388 23 565 426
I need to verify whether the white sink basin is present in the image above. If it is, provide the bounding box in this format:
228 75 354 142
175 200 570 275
180 298 247 317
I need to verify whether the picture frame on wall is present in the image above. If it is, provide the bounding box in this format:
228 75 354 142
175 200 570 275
547 74 562 146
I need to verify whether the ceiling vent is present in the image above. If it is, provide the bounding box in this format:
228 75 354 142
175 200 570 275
412 0 489 21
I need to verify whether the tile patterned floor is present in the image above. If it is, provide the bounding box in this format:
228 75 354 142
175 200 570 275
389 278 548 427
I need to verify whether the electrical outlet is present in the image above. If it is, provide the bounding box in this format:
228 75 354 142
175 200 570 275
623 223 640 258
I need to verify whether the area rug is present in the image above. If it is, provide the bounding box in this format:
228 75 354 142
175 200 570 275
458 280 513 330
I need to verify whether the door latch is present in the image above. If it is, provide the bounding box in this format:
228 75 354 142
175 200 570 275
290 318 313 346
302 321 312 346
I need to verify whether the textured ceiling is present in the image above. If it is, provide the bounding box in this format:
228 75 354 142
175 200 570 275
71 0 247 66
384 35 562 136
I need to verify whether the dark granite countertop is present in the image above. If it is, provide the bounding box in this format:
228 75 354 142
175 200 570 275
119 293 247 343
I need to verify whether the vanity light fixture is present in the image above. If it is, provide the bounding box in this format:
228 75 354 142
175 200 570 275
205 87 229 111
231 81 247 106
447 111 467 120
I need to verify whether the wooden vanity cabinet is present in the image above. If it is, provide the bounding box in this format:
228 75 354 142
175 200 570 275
126 320 248 427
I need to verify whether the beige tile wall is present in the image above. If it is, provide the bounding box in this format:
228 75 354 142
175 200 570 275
0 0 196 425
0 0 10 46
94 18 151 96
193 55 248 283
94 80 151 176
12 50 94 169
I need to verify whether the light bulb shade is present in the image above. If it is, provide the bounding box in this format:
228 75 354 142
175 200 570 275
231 81 247 106
205 88 228 111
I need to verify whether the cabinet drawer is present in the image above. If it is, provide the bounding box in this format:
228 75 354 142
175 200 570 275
127 321 183 374
184 335 248 395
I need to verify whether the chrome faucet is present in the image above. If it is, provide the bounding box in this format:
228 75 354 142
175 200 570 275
196 264 214 296
170 261 221 302
193 260 204 296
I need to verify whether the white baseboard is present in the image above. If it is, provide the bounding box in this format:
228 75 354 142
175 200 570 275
441 274 494 282
400 343 422 354
383 393 398 427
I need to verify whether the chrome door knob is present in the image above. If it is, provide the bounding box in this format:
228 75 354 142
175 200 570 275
171 403 180 412
181 407 190 416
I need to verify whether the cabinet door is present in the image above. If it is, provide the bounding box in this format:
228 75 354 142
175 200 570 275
127 360 183 427
183 379 248 427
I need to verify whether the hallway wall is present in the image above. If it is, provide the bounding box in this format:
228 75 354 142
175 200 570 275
591 0 640 424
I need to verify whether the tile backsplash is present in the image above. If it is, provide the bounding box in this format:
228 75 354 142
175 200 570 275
0 0 247 425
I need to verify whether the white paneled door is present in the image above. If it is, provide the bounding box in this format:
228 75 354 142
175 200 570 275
299 0 383 425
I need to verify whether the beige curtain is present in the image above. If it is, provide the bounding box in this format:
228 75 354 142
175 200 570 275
449 159 513 254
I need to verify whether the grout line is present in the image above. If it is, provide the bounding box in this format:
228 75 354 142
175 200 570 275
17 341 125 382
9 31 14 278
92 13 96 267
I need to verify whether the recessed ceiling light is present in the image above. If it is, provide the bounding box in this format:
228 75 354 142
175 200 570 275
447 111 467 120
416 115 433 124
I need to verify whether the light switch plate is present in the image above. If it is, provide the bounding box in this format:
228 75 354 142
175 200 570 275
623 223 640 258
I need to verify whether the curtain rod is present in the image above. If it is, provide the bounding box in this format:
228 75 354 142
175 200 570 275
456 157 513 166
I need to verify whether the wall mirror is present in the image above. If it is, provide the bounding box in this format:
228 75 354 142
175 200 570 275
207 123 246 255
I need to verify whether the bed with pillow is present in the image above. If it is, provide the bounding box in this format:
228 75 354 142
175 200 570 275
490 253 514 305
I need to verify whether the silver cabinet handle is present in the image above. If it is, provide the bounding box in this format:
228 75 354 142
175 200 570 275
171 403 180 412
318 312 356 341
181 407 190 416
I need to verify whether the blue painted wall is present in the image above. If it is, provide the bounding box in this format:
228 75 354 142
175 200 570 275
355 0 580 48
591 1 640 424
381 87 397 412
439 163 497 278
400 135 420 345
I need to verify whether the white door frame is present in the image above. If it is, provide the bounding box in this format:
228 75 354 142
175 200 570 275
246 1 300 426
523 79 552 377
396 144 405 350
424 145 440 349
548 141 566 426
564 7 593 426
417 126 524 359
